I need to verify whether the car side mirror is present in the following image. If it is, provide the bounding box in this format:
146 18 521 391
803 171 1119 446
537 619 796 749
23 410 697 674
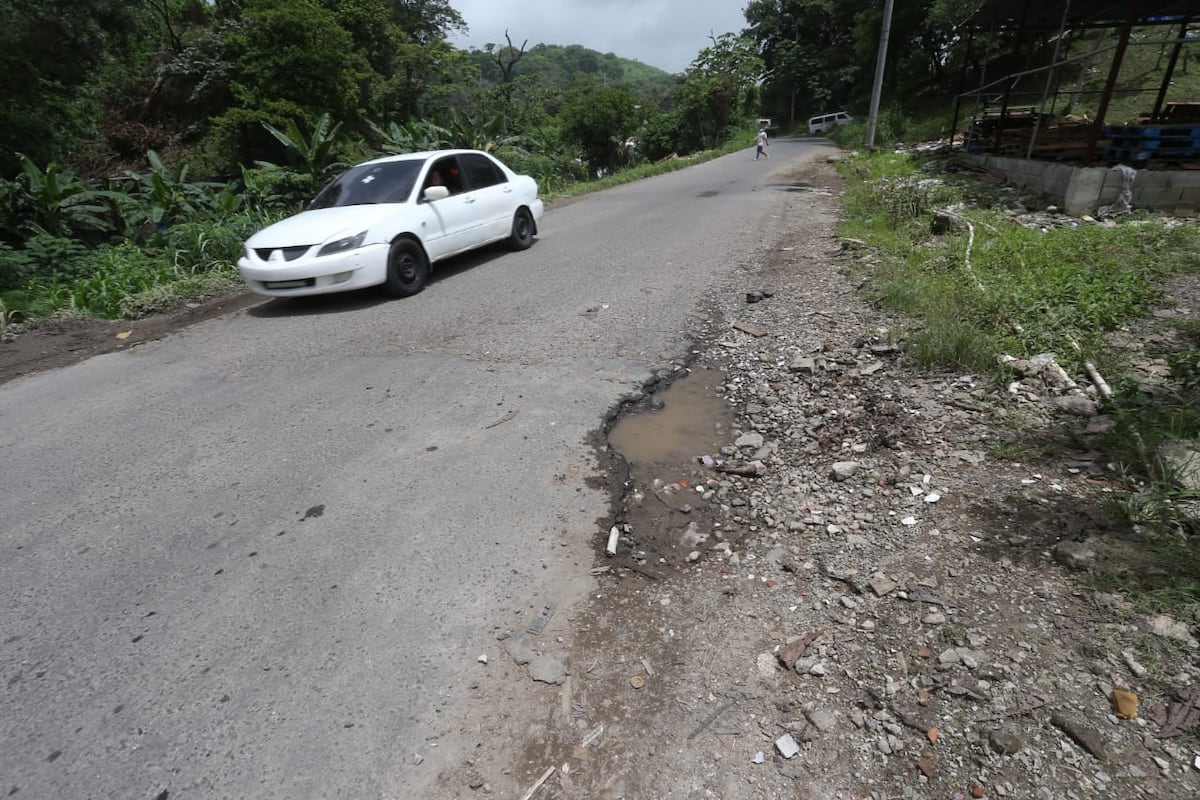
423 185 450 201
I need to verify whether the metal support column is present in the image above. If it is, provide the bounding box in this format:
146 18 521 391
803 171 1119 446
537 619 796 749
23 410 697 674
1153 17 1193 119
950 27 977 147
1086 0 1145 162
994 0 1032 153
1027 0 1073 159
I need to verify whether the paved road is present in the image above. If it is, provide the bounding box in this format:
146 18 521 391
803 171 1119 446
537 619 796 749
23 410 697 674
1 139 830 798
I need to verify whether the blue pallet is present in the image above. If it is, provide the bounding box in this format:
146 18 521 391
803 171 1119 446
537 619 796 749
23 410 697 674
1108 136 1200 150
1105 125 1200 138
1106 146 1200 161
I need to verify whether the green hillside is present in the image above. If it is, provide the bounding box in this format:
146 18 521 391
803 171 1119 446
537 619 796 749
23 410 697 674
464 42 678 96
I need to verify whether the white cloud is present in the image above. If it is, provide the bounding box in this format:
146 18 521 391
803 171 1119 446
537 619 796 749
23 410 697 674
449 0 749 74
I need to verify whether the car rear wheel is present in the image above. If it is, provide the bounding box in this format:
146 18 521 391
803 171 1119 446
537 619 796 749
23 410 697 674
508 208 534 251
383 239 429 297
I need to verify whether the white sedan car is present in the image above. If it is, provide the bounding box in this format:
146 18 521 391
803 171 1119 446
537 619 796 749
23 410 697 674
238 149 544 298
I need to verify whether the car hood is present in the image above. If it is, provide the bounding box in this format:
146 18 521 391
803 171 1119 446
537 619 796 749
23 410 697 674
246 205 403 248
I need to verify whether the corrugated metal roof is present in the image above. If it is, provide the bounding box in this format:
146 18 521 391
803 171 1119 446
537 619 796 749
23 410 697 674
963 0 1199 30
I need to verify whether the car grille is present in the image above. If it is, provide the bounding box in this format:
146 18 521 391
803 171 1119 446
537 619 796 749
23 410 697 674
254 245 311 261
262 278 316 290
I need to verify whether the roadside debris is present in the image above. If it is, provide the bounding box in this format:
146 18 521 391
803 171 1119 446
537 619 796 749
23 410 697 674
732 321 769 338
605 525 620 556
527 605 556 636
518 766 555 800
580 725 604 747
1112 689 1138 719
775 734 800 759
484 409 518 429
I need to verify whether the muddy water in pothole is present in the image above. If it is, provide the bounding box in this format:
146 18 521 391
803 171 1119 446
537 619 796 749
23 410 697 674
606 367 738 567
608 367 731 467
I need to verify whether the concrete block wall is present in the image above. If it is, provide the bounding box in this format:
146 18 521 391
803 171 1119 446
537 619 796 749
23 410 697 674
965 155 1200 215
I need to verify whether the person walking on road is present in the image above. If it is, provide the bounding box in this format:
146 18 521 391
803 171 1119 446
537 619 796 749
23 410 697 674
755 127 769 160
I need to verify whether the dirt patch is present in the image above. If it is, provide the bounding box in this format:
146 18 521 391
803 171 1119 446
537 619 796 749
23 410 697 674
469 160 1200 799
0 289 263 386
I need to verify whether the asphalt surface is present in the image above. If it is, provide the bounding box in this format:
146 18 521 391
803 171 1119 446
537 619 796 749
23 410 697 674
1 138 831 798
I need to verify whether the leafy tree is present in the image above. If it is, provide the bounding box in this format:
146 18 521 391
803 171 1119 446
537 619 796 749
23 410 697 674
745 0 868 125
211 0 360 166
560 80 639 175
341 0 469 122
0 0 154 175
673 33 763 149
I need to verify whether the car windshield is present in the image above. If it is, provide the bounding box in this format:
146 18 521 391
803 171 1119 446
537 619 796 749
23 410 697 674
309 160 422 209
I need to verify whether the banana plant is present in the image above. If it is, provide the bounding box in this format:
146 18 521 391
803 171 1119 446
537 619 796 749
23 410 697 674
15 154 116 236
445 110 517 152
370 118 455 154
258 113 347 183
118 150 224 232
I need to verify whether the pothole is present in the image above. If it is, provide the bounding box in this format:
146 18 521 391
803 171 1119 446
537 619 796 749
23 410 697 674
605 366 739 569
765 181 814 192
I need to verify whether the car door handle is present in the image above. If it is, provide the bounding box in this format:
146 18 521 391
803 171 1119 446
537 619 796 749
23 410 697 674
463 197 477 204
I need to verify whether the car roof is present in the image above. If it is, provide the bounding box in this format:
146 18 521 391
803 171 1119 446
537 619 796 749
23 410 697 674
357 149 488 167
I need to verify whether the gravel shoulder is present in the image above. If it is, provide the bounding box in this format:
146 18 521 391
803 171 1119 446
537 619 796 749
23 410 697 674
482 159 1200 799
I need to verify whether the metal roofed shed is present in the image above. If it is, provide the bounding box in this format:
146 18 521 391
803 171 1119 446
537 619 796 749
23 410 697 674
947 1 1200 214
950 0 1195 160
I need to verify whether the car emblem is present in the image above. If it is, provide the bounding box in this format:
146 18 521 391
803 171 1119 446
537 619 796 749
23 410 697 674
269 249 283 262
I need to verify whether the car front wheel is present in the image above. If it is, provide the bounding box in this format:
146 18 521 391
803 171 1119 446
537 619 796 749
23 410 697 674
383 238 429 297
508 208 535 251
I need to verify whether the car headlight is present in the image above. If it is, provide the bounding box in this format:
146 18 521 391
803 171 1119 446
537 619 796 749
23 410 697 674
317 231 367 257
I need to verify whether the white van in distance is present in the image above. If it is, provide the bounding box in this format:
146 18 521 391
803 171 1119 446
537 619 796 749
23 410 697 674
808 111 852 134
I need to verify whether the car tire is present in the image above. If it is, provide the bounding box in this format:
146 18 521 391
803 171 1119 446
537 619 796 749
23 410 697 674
383 238 429 297
508 208 535 251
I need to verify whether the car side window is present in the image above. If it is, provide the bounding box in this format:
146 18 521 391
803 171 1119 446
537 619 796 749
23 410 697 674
460 154 506 191
423 157 464 198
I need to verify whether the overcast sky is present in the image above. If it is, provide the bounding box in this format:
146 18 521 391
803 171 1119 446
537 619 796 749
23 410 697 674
448 0 751 74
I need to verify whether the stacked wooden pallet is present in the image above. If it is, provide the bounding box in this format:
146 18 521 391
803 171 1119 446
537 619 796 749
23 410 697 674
1104 123 1200 162
965 107 1040 155
1159 102 1200 124
967 121 1106 160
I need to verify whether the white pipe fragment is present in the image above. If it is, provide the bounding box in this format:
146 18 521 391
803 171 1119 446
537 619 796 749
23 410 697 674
605 526 620 556
581 724 605 747
1085 361 1113 400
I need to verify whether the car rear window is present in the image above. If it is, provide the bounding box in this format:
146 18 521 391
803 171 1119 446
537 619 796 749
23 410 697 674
460 153 506 190
309 160 421 209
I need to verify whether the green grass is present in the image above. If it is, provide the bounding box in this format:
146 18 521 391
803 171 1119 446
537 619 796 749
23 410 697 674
839 153 1200 374
839 149 1200 619
2 214 265 324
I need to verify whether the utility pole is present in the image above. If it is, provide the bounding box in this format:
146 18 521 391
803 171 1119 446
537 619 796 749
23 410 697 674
865 0 895 148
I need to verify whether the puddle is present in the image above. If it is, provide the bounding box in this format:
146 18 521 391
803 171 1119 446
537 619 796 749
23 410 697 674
604 367 740 568
608 367 731 468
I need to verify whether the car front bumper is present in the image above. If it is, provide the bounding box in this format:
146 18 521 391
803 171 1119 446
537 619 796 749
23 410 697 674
237 243 391 297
